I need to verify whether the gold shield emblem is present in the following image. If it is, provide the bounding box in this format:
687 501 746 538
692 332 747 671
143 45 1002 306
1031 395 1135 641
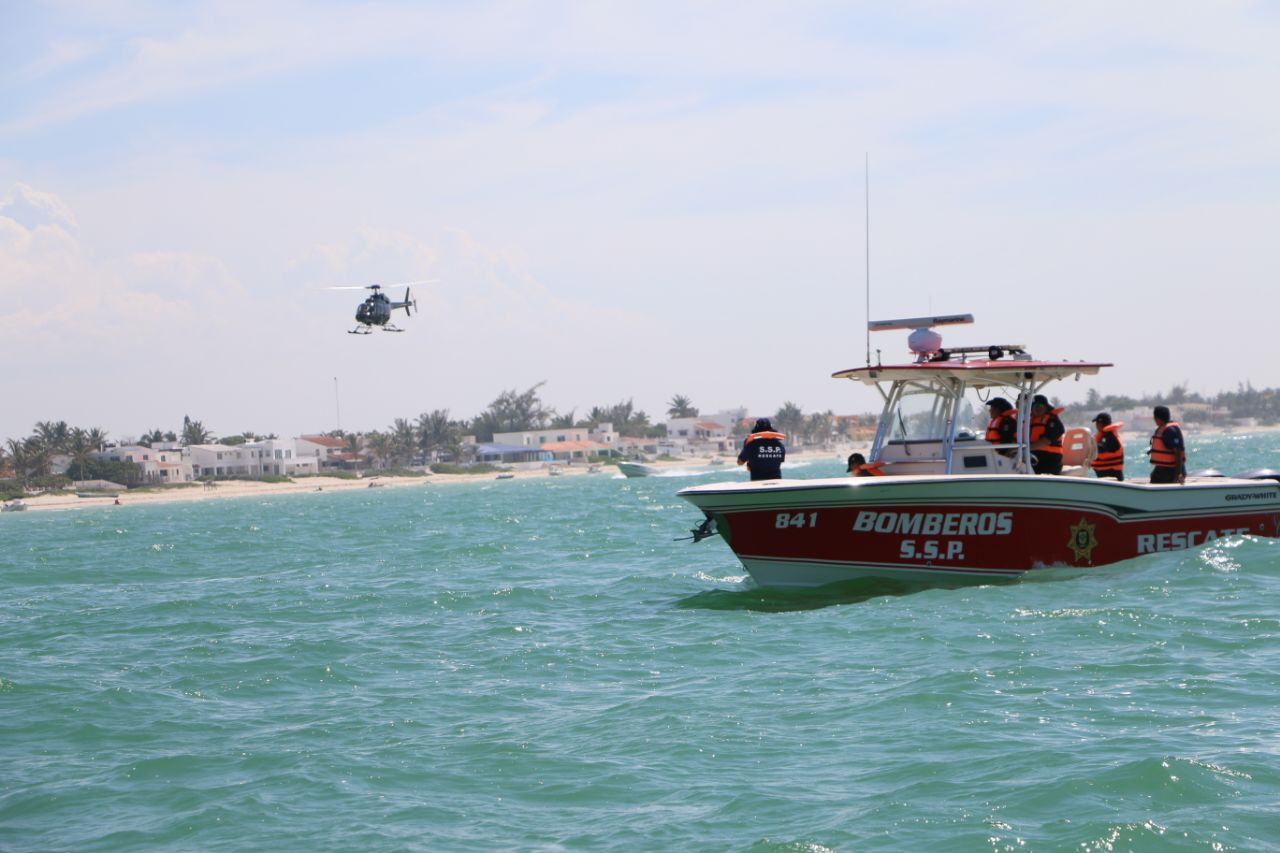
1067 517 1099 563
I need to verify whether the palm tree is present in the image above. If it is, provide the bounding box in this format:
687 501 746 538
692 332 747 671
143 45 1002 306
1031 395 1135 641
138 428 166 447
364 431 393 470
549 410 576 428
802 410 834 449
773 401 805 445
390 418 417 465
416 410 458 463
181 416 213 446
67 428 97 480
86 427 110 451
34 420 71 454
666 395 699 418
6 438 46 486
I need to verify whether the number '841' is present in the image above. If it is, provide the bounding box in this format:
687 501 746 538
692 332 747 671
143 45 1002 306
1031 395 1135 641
775 512 818 529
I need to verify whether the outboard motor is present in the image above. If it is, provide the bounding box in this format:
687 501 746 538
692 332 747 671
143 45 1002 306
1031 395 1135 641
1232 468 1280 483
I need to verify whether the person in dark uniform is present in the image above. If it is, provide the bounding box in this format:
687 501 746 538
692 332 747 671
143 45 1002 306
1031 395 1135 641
1148 405 1186 484
985 397 1018 457
737 418 786 480
1028 394 1065 475
1090 412 1125 480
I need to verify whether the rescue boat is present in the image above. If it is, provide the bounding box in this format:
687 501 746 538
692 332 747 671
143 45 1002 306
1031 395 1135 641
678 315 1280 588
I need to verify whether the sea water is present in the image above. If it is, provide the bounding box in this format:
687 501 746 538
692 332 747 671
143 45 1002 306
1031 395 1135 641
2 434 1279 851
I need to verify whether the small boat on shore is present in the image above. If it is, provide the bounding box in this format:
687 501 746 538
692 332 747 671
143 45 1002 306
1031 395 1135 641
678 314 1280 589
618 461 660 478
2 500 27 512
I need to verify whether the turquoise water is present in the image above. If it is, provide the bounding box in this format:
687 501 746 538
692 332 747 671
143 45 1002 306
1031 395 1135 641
3 434 1280 851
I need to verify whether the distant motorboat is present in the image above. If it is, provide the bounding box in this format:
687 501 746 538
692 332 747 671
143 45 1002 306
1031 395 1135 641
2 500 27 512
496 473 516 480
617 461 660 478
707 457 725 466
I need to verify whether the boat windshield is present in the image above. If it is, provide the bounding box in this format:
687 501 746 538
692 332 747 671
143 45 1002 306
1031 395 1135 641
885 383 954 442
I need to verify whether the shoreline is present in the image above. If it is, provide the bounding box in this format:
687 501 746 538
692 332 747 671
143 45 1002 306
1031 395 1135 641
6 425 1273 514
7 452 825 514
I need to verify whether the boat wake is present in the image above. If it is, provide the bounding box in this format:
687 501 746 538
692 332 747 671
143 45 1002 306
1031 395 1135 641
675 576 1000 612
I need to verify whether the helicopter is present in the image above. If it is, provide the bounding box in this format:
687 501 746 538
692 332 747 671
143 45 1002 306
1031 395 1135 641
330 282 422 334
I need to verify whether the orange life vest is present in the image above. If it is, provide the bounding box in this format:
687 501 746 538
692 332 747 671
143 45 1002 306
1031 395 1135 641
1149 422 1182 468
985 411 1017 443
852 461 885 477
743 430 786 445
1029 408 1065 456
1091 422 1125 472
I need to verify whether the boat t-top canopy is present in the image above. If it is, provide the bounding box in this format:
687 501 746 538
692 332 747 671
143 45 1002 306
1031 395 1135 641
832 359 1112 388
835 313 1115 475
838 313 1110 386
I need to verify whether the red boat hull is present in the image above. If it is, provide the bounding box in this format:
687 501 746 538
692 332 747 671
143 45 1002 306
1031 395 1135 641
678 475 1280 588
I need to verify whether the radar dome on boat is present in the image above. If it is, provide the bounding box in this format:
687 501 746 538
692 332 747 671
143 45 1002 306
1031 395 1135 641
867 314 973 361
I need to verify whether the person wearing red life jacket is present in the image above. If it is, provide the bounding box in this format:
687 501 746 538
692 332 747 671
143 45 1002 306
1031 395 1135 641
846 452 884 477
1090 412 1125 480
985 397 1018 458
1148 405 1186 485
737 418 786 481
1028 394 1065 475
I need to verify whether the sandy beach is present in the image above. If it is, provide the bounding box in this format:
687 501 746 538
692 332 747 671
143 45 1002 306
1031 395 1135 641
9 453 806 514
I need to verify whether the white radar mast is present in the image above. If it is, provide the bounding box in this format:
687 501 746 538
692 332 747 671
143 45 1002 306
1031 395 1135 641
868 314 974 363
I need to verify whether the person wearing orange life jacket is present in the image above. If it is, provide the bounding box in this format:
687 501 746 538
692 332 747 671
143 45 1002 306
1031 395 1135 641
1028 394 1065 475
846 452 884 477
985 397 1018 458
1148 405 1186 485
737 418 786 481
1090 412 1125 480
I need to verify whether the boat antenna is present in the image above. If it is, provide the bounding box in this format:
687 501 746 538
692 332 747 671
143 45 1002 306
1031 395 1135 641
864 152 871 367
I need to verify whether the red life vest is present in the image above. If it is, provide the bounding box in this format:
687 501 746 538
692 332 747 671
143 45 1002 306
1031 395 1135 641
1092 423 1125 472
1149 422 1181 468
743 430 786 445
985 411 1017 443
1029 408 1065 456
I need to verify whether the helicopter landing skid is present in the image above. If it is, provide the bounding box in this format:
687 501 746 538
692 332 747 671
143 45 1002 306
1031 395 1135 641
348 327 374 335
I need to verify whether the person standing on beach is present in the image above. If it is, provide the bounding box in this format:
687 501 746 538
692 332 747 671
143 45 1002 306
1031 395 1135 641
1148 405 1186 484
738 418 786 481
1090 412 1125 480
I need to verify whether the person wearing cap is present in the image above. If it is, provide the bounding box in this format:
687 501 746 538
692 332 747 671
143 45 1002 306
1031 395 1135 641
846 452 883 477
1148 405 1186 484
1090 412 1125 480
1028 394 1065 475
737 418 787 480
984 397 1018 457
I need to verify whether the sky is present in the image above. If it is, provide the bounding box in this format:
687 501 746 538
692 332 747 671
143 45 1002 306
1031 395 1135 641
3 1 1278 442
